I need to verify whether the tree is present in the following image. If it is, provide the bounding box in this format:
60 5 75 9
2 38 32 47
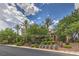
28 24 48 35
20 20 29 43
27 24 48 44
44 17 52 29
15 24 20 35
0 28 16 44
20 20 28 35
56 9 79 44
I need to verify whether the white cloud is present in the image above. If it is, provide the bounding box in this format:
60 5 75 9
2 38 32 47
53 20 59 25
6 19 11 22
0 3 30 30
48 20 59 31
37 17 41 20
29 20 35 25
74 3 79 9
5 4 30 22
0 3 41 31
48 25 53 30
17 3 41 16
3 9 11 14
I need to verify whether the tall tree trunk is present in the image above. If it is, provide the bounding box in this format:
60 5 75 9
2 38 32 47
66 36 70 45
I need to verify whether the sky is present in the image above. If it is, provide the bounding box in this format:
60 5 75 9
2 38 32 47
27 3 74 25
0 3 75 30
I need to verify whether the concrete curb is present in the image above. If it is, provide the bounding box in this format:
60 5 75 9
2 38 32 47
4 45 79 56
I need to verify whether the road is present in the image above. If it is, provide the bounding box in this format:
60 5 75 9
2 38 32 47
0 45 77 56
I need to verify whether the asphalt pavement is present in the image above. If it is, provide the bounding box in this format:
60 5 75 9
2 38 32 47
0 45 77 56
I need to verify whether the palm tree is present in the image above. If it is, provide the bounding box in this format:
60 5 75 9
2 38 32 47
15 24 20 35
24 20 28 29
44 17 52 29
21 20 28 41
23 20 28 34
20 20 28 35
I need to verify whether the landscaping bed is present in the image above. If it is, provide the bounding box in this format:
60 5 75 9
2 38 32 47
27 43 79 52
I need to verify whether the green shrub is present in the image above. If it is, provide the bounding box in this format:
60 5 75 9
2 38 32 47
52 41 55 44
15 35 25 46
41 41 48 45
47 41 54 45
66 42 70 45
41 39 55 45
31 44 35 48
31 44 39 48
16 42 21 46
47 41 51 44
41 41 47 45
1 40 8 44
64 45 72 48
76 39 79 43
16 42 24 46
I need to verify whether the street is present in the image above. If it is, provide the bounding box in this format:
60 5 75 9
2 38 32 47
0 45 76 56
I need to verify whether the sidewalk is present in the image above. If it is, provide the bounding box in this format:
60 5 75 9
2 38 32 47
4 45 79 56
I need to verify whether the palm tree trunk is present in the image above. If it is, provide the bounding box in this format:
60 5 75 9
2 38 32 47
66 36 69 45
